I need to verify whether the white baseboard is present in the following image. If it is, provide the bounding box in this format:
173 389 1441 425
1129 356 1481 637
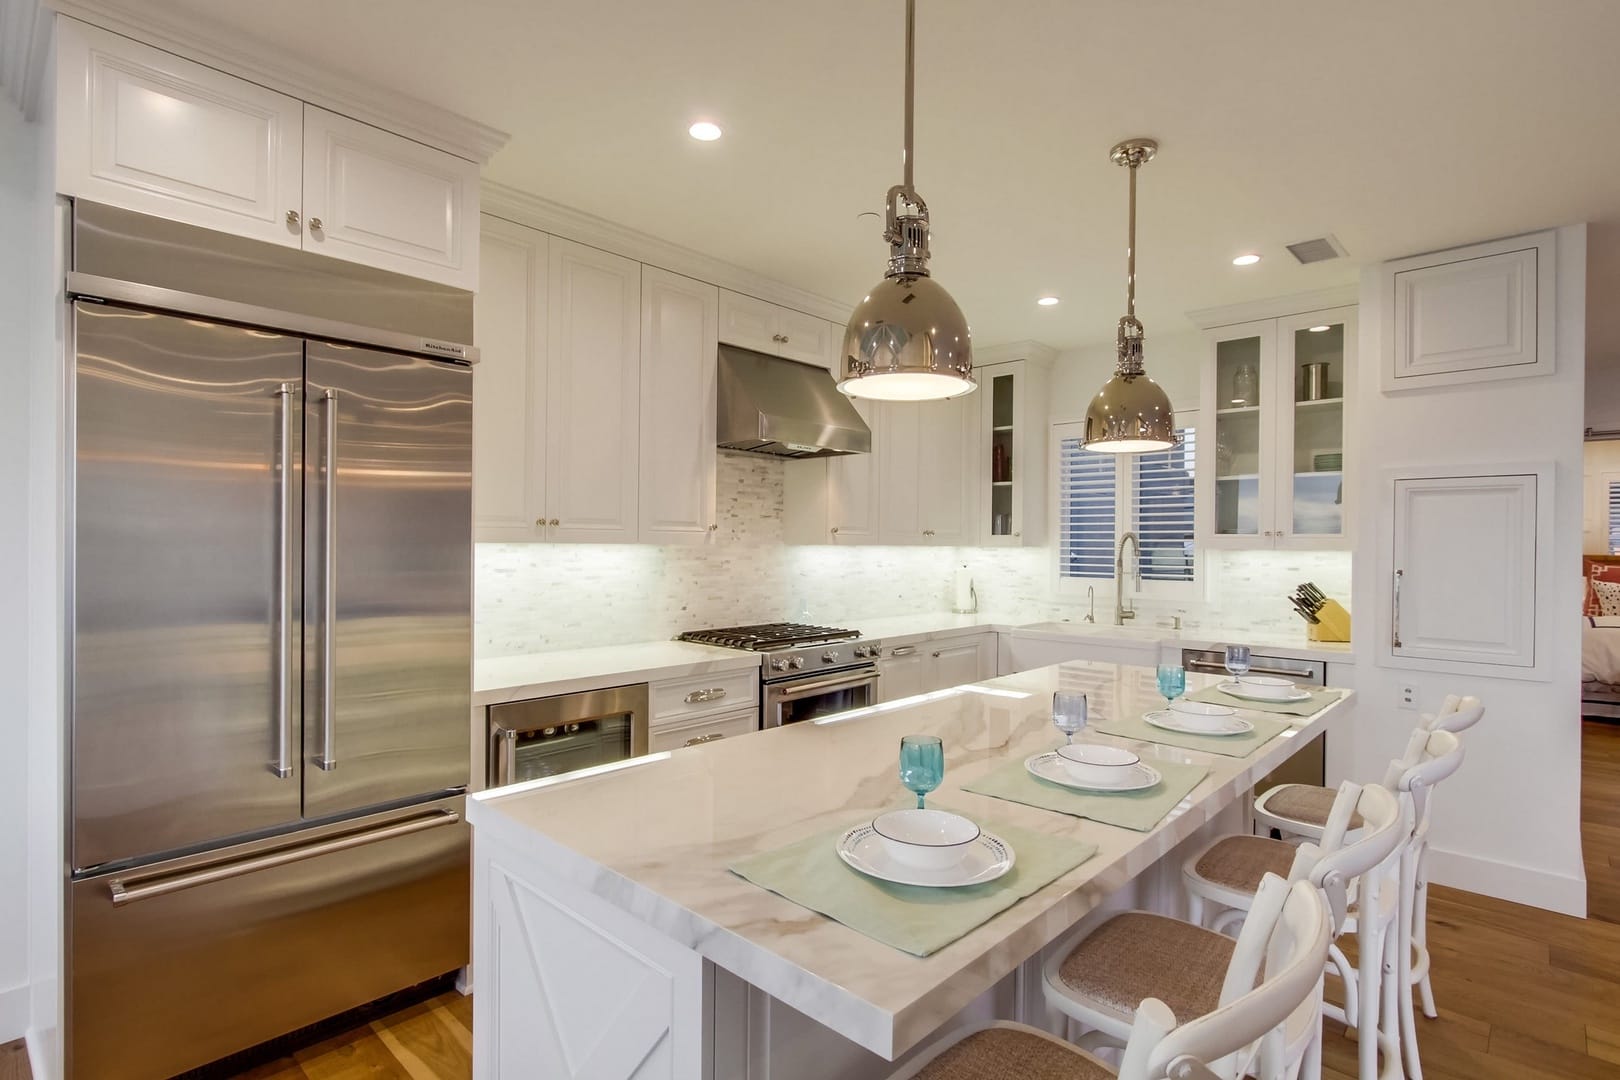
0 982 27 1044
1427 846 1588 917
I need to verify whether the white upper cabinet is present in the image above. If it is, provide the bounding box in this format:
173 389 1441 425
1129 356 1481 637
877 402 922 542
473 217 548 541
917 396 975 544
639 267 719 544
546 239 642 543
56 18 304 248
1381 231 1556 392
55 19 479 288
974 355 1051 546
717 290 832 368
1383 466 1550 679
1198 307 1355 550
301 106 479 288
828 396 881 542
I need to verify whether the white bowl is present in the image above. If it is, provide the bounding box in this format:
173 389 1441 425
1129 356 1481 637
1168 699 1238 730
1056 743 1141 785
1228 675 1297 700
871 809 982 871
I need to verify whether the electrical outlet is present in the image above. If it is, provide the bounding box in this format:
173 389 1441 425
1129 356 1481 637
1398 685 1418 710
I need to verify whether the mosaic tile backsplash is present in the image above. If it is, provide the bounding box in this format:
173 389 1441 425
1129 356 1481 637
474 453 1351 658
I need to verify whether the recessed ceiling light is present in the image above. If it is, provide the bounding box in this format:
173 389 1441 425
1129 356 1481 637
688 121 723 142
1036 295 1060 307
1232 253 1261 266
1308 324 1331 332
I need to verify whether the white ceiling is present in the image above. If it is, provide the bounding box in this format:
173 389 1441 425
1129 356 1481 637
131 0 1620 348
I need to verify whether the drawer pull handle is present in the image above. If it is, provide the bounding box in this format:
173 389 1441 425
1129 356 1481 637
683 733 727 747
890 645 917 657
684 687 728 703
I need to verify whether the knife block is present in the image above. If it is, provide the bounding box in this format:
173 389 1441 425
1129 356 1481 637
1307 599 1352 643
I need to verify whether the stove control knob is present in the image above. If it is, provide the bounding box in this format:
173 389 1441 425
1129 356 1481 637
790 656 805 670
771 658 790 672
823 650 840 664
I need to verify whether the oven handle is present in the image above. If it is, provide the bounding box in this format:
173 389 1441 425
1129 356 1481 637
773 670 881 700
1183 657 1317 682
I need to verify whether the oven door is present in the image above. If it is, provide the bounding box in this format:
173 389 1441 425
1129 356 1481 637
763 666 879 727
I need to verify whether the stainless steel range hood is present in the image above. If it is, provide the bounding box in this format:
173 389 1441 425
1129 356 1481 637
717 345 872 458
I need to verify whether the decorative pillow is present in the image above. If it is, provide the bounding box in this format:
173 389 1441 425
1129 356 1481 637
1590 564 1620 614
1595 578 1620 617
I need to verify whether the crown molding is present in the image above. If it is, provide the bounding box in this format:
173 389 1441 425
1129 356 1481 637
481 180 856 324
974 339 1058 367
1184 284 1359 330
0 0 52 119
46 0 508 162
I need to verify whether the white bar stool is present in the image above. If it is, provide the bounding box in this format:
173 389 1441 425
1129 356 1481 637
1035 876 1330 1080
896 878 1332 1080
1181 782 1409 1080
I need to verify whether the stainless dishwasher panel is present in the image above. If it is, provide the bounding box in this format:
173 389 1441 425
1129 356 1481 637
68 795 469 1080
1181 648 1328 792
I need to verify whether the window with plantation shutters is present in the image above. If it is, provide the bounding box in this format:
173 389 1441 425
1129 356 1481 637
1056 435 1118 580
1133 429 1196 582
1610 481 1620 555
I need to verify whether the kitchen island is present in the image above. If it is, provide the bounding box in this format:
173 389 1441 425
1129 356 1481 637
468 661 1351 1080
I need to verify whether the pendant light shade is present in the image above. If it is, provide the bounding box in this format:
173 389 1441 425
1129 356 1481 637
1082 139 1176 453
839 0 974 402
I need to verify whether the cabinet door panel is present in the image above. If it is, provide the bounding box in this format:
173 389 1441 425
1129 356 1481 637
1385 232 1555 391
878 402 922 542
717 290 776 352
546 239 642 542
57 19 303 247
828 397 880 542
473 218 547 540
773 307 831 367
919 396 974 544
1391 473 1537 668
932 639 986 690
877 650 929 703
302 106 479 288
640 268 719 543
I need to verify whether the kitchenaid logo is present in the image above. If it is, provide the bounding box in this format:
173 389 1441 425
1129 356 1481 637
421 340 467 358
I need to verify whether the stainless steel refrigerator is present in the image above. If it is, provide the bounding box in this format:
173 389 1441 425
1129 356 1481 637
65 203 475 1079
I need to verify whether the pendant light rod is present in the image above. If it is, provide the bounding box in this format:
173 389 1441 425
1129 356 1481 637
1125 154 1137 317
902 0 916 194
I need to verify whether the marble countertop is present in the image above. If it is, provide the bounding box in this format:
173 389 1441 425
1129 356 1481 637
473 640 761 707
467 661 1352 1059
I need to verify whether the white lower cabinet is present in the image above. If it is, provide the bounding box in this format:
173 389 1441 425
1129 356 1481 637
876 632 996 702
649 708 758 753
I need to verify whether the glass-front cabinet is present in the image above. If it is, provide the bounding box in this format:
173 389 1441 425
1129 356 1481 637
974 353 1051 546
1198 307 1354 549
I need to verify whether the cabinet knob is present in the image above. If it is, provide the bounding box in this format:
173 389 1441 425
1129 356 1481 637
1014 531 1021 538
309 217 324 232
286 210 301 227
708 523 718 531
780 335 789 343
549 518 560 527
830 527 840 535
534 517 545 527
932 651 941 658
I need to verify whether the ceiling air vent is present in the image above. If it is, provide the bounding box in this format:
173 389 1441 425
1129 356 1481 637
1285 235 1348 265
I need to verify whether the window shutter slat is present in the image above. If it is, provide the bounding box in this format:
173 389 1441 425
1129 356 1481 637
1058 438 1116 581
1133 429 1196 582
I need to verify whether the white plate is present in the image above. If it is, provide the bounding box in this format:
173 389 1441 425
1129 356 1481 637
837 824 1015 888
1144 709 1255 737
1025 752 1163 793
1217 680 1312 703
1169 699 1236 718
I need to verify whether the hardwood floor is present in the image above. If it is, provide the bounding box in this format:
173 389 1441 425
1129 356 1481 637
6 721 1610 1079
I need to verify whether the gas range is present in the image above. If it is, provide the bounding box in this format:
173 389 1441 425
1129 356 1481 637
677 623 884 727
677 622 883 679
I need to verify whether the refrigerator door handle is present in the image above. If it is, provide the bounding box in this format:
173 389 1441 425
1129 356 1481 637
272 383 295 779
316 388 339 771
107 809 461 906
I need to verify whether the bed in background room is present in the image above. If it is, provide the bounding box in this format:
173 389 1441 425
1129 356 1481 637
1583 555 1620 719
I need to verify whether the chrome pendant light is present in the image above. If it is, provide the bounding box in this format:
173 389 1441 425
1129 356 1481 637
838 0 974 402
1082 138 1176 453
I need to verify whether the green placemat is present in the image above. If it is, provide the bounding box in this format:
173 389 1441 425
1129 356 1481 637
962 754 1209 832
729 819 1098 957
1184 685 1343 717
1087 710 1291 757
